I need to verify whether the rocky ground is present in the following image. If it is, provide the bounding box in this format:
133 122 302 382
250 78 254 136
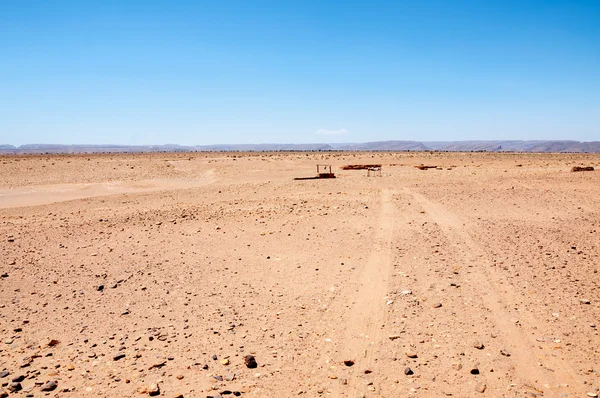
0 151 599 397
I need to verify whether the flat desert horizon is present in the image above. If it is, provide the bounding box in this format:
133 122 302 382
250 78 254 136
1 151 599 397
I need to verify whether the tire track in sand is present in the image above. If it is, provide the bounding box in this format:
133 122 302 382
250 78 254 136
406 187 588 396
331 189 396 397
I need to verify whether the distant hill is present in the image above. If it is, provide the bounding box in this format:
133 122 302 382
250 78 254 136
1 140 599 154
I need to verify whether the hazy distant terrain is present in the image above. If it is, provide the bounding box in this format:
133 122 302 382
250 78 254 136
1 140 600 154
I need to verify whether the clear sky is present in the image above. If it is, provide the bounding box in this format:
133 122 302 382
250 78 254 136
1 1 599 146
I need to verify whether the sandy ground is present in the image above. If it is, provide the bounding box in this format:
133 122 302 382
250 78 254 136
1 151 599 398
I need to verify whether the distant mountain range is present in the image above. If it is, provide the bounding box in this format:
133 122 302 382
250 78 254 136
1 140 600 154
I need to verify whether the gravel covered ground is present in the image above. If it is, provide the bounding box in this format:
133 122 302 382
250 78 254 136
1 151 599 397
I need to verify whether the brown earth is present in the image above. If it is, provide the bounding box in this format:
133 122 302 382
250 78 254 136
0 151 599 398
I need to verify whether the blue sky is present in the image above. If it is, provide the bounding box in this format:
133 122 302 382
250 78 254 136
1 0 599 145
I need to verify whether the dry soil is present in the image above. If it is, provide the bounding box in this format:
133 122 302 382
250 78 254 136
1 152 599 398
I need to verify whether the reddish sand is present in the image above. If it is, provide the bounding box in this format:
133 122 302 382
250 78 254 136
1 152 599 397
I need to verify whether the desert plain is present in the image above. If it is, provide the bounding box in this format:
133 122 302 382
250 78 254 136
0 151 599 398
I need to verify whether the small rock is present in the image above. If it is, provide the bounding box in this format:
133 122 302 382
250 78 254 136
388 334 402 340
587 393 598 397
212 354 218 360
404 367 413 375
11 375 25 383
0 371 9 378
500 349 511 357
8 382 21 392
41 380 57 392
3 338 13 345
244 355 257 369
433 302 442 308
113 353 126 361
0 387 7 398
96 285 104 291
580 299 591 305
220 358 230 366
149 361 166 369
475 383 486 393
451 362 462 370
176 375 184 380
67 364 75 370
225 373 235 381
474 342 484 349
470 366 480 375
148 383 160 396
343 360 355 367
405 351 418 359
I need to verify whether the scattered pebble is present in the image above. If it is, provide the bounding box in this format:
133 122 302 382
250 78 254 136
405 351 418 359
40 380 57 392
148 383 160 396
8 382 21 392
475 383 486 393
244 355 257 369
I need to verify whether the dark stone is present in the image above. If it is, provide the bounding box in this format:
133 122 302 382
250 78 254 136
11 375 24 383
404 367 413 375
113 353 126 361
41 380 57 391
8 382 21 392
244 355 257 369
